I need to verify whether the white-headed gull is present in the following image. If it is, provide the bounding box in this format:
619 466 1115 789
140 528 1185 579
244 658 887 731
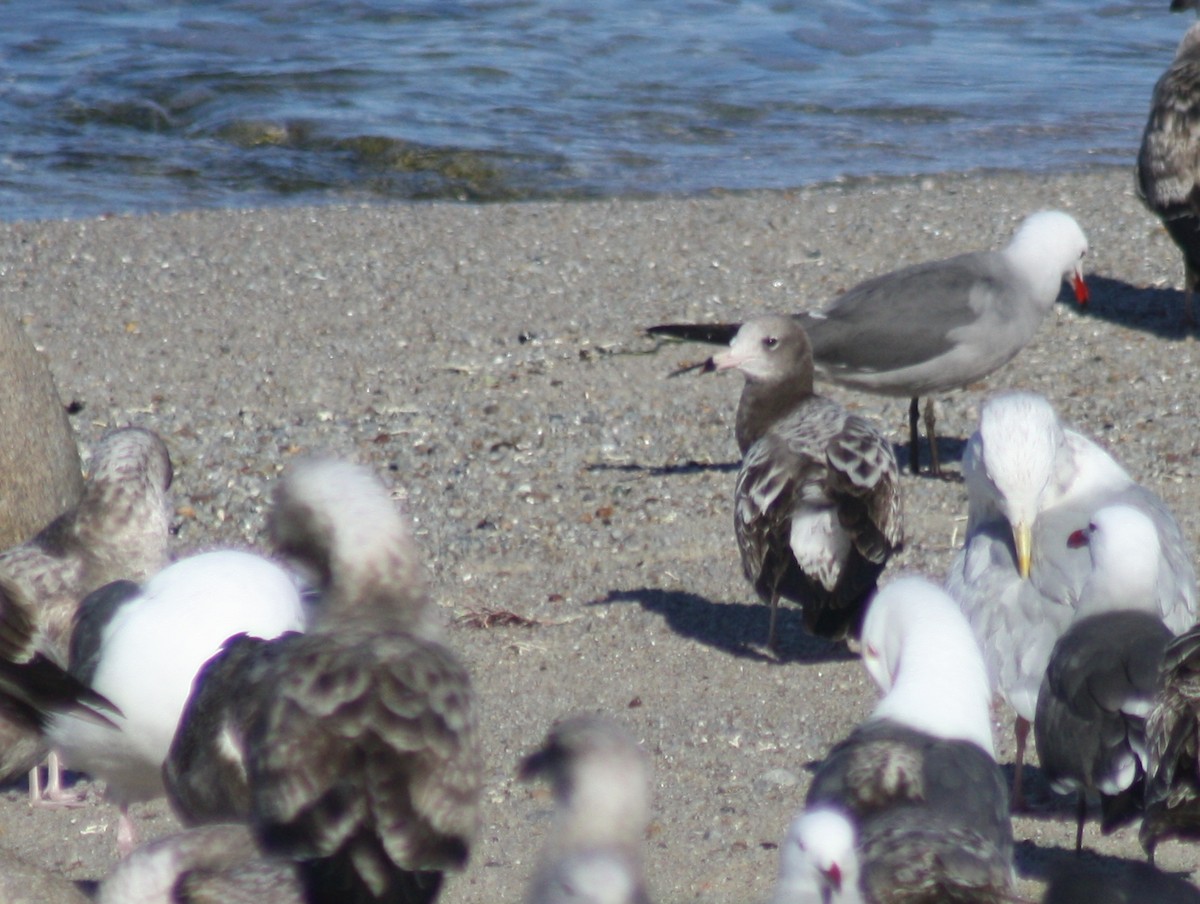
650 210 1089 474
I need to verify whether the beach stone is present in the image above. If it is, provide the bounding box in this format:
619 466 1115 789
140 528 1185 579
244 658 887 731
0 312 82 547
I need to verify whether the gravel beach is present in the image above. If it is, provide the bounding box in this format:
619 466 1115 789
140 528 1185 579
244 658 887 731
0 167 1198 901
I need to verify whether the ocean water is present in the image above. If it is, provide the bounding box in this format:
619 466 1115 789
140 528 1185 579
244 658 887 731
0 0 1191 221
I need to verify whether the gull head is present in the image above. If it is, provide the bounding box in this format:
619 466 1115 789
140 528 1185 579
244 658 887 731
711 315 814 390
772 807 859 904
967 392 1067 578
1004 210 1089 305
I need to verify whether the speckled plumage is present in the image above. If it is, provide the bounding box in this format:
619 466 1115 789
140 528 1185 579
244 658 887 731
716 316 903 647
165 459 481 904
0 427 172 784
1142 625 1200 858
1137 21 1200 324
96 823 304 904
520 714 651 904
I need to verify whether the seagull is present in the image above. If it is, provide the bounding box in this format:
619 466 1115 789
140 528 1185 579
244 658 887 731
648 210 1089 475
1137 14 1200 327
0 426 172 800
805 576 1016 902
96 823 304 904
946 391 1197 809
519 714 652 904
770 806 859 904
42 550 307 854
164 458 481 904
710 315 903 650
1143 620 1200 859
1033 506 1174 852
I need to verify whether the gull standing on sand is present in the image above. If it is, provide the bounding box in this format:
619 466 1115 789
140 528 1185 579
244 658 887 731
0 427 172 798
1138 13 1200 326
649 210 1089 475
710 316 902 650
519 714 651 904
803 576 1016 903
165 459 481 904
1033 505 1174 852
946 392 1197 809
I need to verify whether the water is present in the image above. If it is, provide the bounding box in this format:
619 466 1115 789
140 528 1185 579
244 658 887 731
0 0 1190 221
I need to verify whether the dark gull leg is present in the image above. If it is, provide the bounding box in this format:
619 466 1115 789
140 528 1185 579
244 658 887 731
1011 715 1030 812
767 588 781 654
922 398 941 477
908 397 921 475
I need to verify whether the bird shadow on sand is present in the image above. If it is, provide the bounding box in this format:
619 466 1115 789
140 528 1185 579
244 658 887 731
1068 275 1194 340
892 437 968 481
594 588 856 664
1013 839 1178 884
584 459 740 477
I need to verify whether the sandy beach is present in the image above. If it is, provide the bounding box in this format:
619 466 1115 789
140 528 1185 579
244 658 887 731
0 167 1198 901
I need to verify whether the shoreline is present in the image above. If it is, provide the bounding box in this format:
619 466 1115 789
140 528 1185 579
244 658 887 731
0 168 1198 901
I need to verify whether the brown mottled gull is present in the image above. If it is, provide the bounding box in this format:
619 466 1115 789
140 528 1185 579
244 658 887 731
0 426 172 797
519 714 651 904
649 210 1089 474
1137 17 1200 326
164 458 481 904
712 315 902 650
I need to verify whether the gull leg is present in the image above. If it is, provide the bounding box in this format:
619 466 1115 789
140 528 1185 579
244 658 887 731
1074 793 1086 854
767 590 781 654
28 753 86 809
908 397 921 475
117 803 139 857
1011 716 1030 812
923 398 941 477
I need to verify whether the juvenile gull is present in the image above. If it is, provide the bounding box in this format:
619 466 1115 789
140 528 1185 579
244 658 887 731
1033 506 1173 852
165 458 481 904
805 576 1016 902
96 823 304 904
519 714 651 904
711 315 903 649
0 426 172 797
946 392 1197 808
649 210 1089 474
44 550 307 853
1137 16 1200 326
1142 619 1200 858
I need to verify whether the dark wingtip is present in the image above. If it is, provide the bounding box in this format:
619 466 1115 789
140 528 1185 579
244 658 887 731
645 322 742 346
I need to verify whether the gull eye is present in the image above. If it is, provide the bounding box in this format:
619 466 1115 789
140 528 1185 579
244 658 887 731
763 335 779 349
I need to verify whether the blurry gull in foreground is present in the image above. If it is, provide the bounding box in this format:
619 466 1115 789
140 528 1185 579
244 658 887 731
96 823 303 904
165 458 481 904
42 550 307 853
0 426 172 800
711 315 903 650
770 806 859 904
519 714 651 904
946 391 1197 808
803 576 1016 902
649 210 1089 475
1137 15 1200 327
1033 505 1173 852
